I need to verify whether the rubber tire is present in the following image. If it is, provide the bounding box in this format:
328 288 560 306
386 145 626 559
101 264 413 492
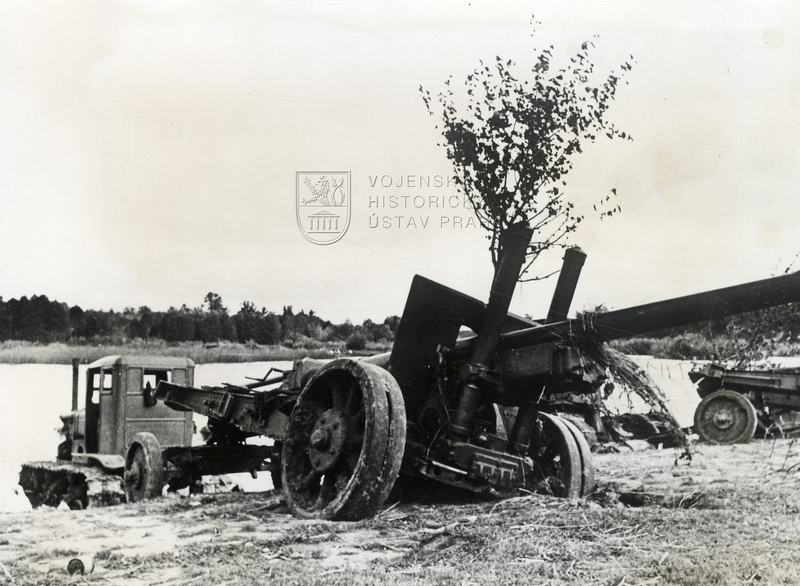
694 390 757 445
363 365 407 514
530 413 583 499
282 359 393 520
124 432 165 502
560 417 595 497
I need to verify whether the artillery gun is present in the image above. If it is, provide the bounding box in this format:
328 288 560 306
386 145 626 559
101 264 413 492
690 362 800 444
149 224 800 520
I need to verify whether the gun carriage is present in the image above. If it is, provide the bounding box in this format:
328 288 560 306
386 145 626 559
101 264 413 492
147 224 800 520
23 223 800 514
690 362 800 444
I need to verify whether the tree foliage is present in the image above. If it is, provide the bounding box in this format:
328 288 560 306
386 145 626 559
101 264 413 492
0 292 402 350
421 23 633 279
716 304 800 366
233 301 282 345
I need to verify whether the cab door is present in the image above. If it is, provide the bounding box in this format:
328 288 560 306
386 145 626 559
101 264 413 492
123 367 192 451
97 368 117 454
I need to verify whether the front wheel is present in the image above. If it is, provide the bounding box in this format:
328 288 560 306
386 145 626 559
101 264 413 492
694 390 757 445
124 432 165 502
281 359 406 520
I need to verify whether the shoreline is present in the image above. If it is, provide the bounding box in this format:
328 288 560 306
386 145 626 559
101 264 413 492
0 341 387 365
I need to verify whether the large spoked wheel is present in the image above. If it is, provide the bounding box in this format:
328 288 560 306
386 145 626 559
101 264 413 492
560 418 595 497
527 413 582 499
124 432 165 503
281 359 406 520
694 389 757 445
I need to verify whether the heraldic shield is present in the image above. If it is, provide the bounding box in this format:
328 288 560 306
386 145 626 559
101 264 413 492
295 171 351 245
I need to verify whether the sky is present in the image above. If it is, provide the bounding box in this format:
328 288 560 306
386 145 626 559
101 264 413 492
0 0 798 323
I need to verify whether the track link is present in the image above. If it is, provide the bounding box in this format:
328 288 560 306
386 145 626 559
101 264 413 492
19 461 125 510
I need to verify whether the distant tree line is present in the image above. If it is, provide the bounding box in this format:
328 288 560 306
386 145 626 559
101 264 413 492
6 290 796 359
0 292 400 351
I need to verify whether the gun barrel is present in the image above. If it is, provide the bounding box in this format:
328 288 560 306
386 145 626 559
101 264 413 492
498 269 800 349
591 270 800 341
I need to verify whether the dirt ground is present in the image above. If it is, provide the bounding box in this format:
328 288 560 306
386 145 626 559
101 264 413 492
2 439 800 586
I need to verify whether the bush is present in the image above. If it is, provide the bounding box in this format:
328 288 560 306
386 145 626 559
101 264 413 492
295 336 324 350
345 333 366 351
611 333 717 360
611 337 656 356
663 333 714 359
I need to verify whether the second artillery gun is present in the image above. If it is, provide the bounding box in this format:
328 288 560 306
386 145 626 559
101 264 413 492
148 224 800 520
690 362 800 444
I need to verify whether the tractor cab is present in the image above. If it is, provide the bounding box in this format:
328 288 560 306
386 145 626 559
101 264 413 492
70 355 195 471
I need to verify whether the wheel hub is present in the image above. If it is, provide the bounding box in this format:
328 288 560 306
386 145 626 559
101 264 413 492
711 407 735 430
125 462 141 490
310 428 330 449
308 410 346 473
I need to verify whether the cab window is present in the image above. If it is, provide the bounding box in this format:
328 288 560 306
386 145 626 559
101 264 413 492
142 369 171 393
90 372 102 405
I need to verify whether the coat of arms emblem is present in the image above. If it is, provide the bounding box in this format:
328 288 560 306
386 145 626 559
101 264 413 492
296 171 351 245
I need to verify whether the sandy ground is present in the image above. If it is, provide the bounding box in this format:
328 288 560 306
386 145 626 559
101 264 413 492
2 439 800 586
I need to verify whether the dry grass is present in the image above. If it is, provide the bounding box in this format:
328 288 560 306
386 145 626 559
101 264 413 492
3 440 800 585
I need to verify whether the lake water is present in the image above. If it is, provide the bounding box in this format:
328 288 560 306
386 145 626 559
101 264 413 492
0 356 702 512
